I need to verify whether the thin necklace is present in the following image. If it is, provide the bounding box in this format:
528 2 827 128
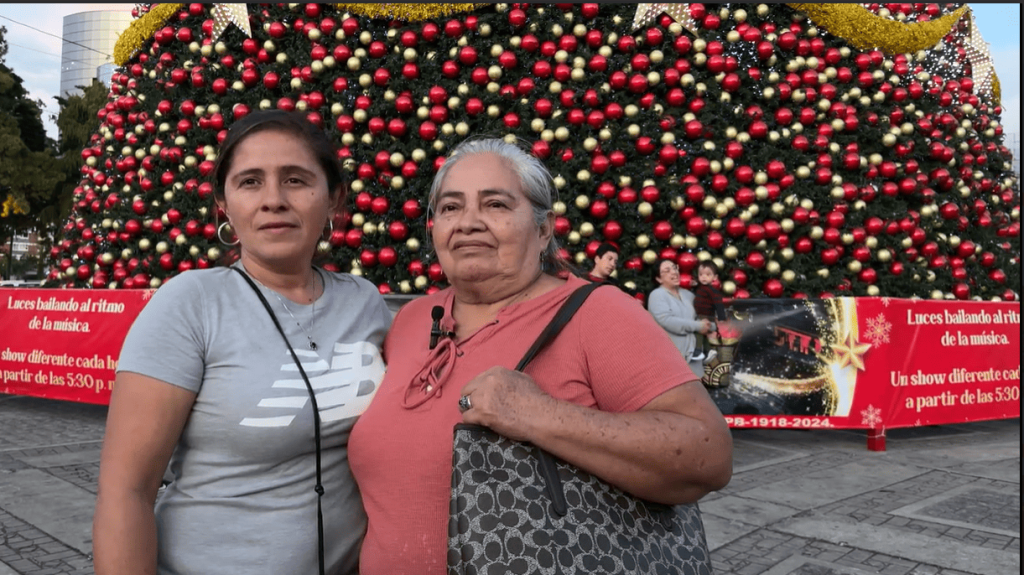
247 268 322 351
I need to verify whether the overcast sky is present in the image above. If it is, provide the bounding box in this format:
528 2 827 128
0 3 1020 158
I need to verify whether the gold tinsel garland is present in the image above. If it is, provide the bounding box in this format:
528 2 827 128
788 3 969 54
335 3 485 21
114 4 183 66
114 3 996 105
115 3 487 66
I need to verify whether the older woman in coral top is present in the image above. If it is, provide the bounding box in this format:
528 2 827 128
348 137 733 575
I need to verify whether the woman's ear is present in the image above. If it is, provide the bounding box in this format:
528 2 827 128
214 196 228 222
329 186 347 228
539 210 555 243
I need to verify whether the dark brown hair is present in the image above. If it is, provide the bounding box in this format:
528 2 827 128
212 109 346 203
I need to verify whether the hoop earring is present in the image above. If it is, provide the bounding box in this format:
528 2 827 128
217 222 240 246
321 219 334 241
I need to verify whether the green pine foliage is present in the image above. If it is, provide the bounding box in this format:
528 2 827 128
46 3 1020 302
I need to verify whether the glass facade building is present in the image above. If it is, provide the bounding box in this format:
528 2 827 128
59 10 133 98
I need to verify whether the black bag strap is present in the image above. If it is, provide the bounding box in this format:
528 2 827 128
514 280 603 372
233 267 326 575
514 280 604 516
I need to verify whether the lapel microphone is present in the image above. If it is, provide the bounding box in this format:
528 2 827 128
429 306 455 350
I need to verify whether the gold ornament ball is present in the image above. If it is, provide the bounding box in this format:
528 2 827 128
642 250 658 265
723 246 739 259
406 238 420 252
722 280 736 295
579 222 595 236
817 268 830 279
636 234 650 248
782 270 796 283
638 202 653 217
574 195 590 209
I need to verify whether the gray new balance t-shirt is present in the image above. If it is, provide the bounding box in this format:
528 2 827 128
117 264 391 575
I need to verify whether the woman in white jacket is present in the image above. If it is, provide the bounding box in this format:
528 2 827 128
647 258 712 374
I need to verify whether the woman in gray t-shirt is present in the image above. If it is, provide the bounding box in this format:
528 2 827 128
93 110 391 575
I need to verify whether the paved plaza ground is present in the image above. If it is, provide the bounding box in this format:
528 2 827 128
0 393 1019 574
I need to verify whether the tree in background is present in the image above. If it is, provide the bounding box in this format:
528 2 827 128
1 25 65 278
45 3 1020 301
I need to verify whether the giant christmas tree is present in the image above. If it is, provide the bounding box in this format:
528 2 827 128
45 3 1020 301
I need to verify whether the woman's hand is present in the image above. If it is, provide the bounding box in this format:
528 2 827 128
699 318 713 334
458 366 553 442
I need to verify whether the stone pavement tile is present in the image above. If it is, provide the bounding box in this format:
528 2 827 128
737 459 927 511
0 397 107 451
888 484 1020 537
775 513 1019 575
7 447 102 471
701 513 760 551
720 451 862 495
38 465 100 496
701 495 802 529
1 470 95 555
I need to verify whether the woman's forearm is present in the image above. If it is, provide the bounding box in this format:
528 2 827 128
93 491 159 575
521 386 733 504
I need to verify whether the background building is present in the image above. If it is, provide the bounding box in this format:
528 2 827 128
59 10 133 98
95 62 117 88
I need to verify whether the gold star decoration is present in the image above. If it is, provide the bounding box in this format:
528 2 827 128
212 4 252 42
633 3 700 36
829 332 872 372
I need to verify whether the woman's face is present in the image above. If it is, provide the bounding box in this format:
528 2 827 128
657 260 681 289
217 129 335 272
432 152 552 287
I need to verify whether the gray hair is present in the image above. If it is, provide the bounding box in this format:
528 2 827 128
427 137 568 274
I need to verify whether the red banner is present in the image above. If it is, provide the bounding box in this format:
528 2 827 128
711 298 1020 436
859 298 1021 428
0 288 154 404
2 289 1020 438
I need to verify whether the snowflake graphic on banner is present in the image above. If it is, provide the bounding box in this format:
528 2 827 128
861 405 883 427
881 297 892 307
863 313 892 345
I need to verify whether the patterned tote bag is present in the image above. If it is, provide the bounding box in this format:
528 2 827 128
447 282 714 574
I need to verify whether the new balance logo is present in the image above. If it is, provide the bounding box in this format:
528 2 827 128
240 341 384 427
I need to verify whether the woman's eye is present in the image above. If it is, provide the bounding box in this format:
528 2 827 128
438 204 458 213
486 201 507 209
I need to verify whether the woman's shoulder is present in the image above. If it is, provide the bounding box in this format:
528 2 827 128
151 267 234 298
321 269 377 293
392 288 449 318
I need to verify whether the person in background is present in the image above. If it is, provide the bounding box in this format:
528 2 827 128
93 110 391 575
648 258 712 375
585 242 642 301
693 261 727 364
348 137 733 575
588 242 620 283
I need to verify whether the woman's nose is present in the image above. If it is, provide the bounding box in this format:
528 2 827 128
259 182 287 210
